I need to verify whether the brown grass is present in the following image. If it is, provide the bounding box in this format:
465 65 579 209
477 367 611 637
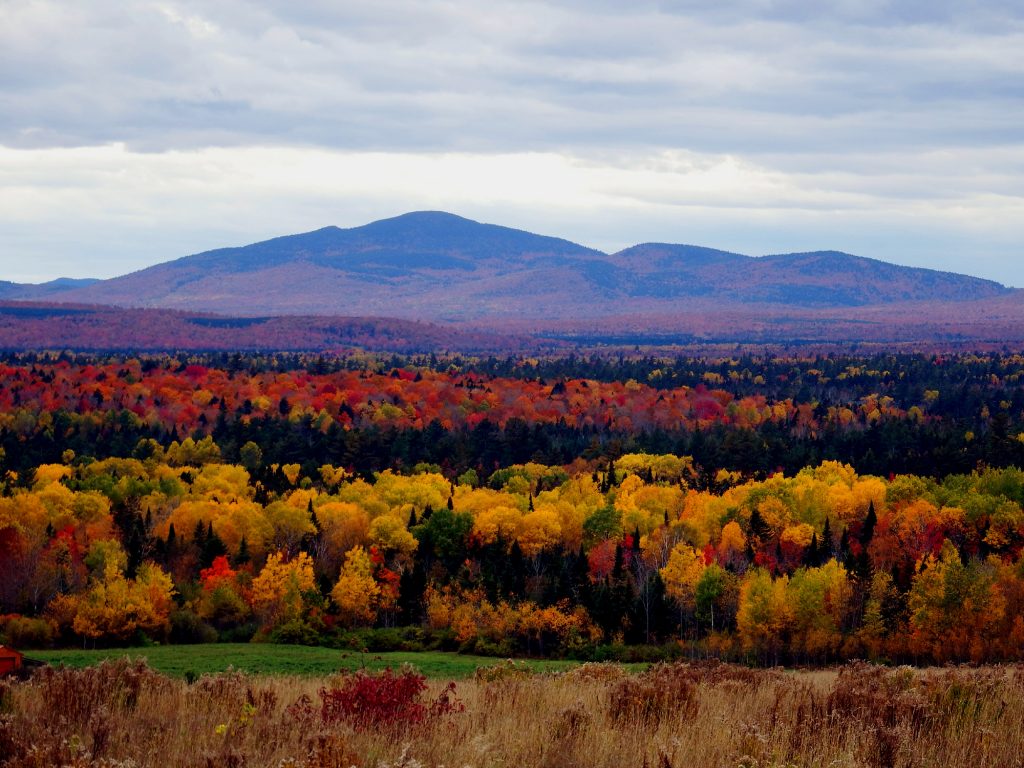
2 660 1024 768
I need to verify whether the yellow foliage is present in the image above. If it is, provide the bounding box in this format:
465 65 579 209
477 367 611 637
517 509 561 557
191 464 254 502
719 521 746 559
472 505 522 546
249 551 316 631
33 464 71 488
660 542 705 609
315 501 370 572
69 562 175 642
780 523 815 550
369 515 418 557
319 464 347 488
281 463 302 485
165 436 221 466
160 498 272 560
331 545 379 627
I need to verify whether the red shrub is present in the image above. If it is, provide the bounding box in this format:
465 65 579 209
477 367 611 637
319 668 463 731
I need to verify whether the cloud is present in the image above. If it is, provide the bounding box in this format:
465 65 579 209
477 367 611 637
3 0 1022 154
1 143 1021 285
0 1 1021 284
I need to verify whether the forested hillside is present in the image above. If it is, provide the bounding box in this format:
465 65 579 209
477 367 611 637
2 352 1023 664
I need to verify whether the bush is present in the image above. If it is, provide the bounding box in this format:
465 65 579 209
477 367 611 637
590 643 683 664
473 659 534 683
319 666 463 731
218 622 258 643
327 626 440 653
169 609 218 644
270 620 323 646
0 616 55 649
468 637 518 657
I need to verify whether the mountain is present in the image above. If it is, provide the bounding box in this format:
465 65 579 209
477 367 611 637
0 277 100 300
44 212 1017 324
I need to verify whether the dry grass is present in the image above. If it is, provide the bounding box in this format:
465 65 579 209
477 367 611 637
2 660 1024 768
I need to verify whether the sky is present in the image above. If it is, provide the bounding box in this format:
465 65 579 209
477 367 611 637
1 0 1023 285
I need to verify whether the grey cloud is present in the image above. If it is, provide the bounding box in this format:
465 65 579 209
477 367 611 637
1 0 1023 285
2 0 1023 157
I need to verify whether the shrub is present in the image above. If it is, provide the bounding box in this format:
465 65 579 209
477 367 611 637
270 619 323 646
170 609 218 644
607 663 699 726
473 659 534 683
319 666 463 731
0 616 55 649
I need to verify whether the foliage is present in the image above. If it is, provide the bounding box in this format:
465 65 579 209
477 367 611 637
2 352 1024 662
318 666 463 731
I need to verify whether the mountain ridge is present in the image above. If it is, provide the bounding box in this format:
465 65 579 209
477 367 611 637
20 212 1016 320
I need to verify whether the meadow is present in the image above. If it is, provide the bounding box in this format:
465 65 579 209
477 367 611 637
29 644 594 679
2 658 1022 768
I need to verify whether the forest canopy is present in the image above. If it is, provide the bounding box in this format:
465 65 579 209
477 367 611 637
1 351 1023 664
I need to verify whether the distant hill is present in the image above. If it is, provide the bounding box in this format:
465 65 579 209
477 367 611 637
0 277 100 301
0 302 548 354
50 212 1013 321
4 294 1024 353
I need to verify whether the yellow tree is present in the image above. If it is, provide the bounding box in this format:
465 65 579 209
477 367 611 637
315 501 370 576
660 542 705 612
718 520 747 569
71 562 175 643
785 560 851 662
249 551 317 633
517 509 562 558
331 545 380 627
736 568 791 664
368 515 418 563
908 542 1005 663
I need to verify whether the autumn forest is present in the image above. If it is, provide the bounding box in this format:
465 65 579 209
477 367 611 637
0 351 1022 667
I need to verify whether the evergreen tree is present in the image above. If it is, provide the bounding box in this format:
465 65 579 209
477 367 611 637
804 531 820 567
397 561 427 625
506 540 527 598
821 517 833 557
201 523 227 568
749 508 771 542
570 544 591 606
861 501 877 547
236 534 250 565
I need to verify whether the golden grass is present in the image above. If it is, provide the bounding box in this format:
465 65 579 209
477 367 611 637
2 660 1023 768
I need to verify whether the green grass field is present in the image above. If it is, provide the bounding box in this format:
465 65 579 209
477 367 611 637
29 644 613 678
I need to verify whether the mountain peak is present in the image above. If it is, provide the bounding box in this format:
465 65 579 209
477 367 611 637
41 213 1013 319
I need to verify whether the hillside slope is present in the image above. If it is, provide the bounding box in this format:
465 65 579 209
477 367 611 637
52 212 1013 320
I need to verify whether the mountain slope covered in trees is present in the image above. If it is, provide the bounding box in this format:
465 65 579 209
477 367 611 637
49 212 1015 322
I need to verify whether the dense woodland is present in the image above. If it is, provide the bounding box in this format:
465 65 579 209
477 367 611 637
2 352 1024 664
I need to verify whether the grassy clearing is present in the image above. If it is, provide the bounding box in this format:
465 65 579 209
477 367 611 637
29 644 611 678
3 660 1022 768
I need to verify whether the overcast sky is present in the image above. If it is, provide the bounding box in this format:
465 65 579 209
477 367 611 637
1 0 1023 284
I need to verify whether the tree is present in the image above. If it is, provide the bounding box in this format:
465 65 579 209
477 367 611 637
239 441 263 472
694 564 727 632
332 545 380 627
736 568 791 664
249 551 317 634
70 562 175 643
660 541 704 632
